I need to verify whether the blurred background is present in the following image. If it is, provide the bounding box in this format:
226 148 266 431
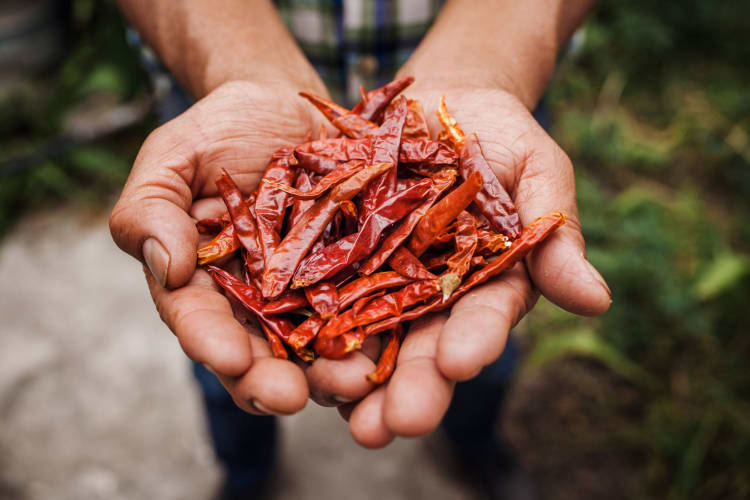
1 1 749 499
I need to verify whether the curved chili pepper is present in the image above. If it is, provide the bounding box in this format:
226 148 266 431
295 137 372 162
351 76 414 123
363 212 567 336
215 171 264 279
261 162 394 299
299 91 378 139
304 281 339 319
197 191 258 265
263 160 364 200
293 151 339 175
197 224 240 265
315 279 440 357
255 148 297 263
460 133 521 238
407 170 482 257
359 96 409 224
337 272 414 310
288 171 315 229
441 211 479 299
476 228 511 255
402 99 431 140
366 326 403 384
206 266 299 357
296 136 456 166
437 95 466 148
292 178 431 288
387 246 437 280
351 289 387 315
401 138 459 166
259 322 290 360
288 314 326 350
313 329 367 360
262 289 309 314
359 171 457 275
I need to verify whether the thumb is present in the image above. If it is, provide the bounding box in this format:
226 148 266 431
109 121 200 289
515 138 611 316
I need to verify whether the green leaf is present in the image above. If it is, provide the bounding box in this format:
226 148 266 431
693 253 749 300
526 328 659 389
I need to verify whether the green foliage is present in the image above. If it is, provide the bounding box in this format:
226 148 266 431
529 1 750 497
0 0 149 237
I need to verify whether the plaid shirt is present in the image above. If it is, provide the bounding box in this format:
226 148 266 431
276 0 442 105
131 0 442 107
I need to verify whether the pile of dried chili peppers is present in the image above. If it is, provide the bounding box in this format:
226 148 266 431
196 77 566 384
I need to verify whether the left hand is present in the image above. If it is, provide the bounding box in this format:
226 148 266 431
304 83 612 447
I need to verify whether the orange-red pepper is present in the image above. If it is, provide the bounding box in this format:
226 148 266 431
261 162 394 299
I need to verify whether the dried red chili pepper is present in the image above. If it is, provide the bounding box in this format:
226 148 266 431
337 272 414 310
362 212 566 336
366 326 403 384
351 76 414 123
288 314 326 350
359 95 409 224
287 171 315 229
387 246 437 280
197 191 258 265
437 95 466 149
359 171 457 275
296 136 456 166
292 178 431 288
206 266 291 354
255 148 297 263
351 290 387 315
441 211 479 298
402 99 431 140
259 322 290 360
460 133 521 238
261 162 394 299
197 80 567 369
263 160 364 200
476 228 511 255
215 171 264 279
197 224 240 265
293 151 339 175
304 281 339 319
262 289 308 314
315 279 440 357
407 170 483 257
299 91 378 139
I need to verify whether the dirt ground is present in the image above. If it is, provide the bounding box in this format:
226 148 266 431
0 204 641 500
0 206 477 500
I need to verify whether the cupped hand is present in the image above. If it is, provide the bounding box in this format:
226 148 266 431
110 80 334 415
309 84 612 447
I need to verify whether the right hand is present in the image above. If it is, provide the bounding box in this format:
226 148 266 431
110 80 327 415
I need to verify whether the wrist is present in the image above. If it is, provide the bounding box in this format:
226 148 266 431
198 51 327 100
396 39 555 110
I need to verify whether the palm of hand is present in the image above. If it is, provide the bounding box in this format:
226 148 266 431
111 81 331 416
323 86 611 447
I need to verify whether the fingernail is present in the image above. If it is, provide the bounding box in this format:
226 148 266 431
143 238 170 287
583 259 611 298
332 395 355 404
250 399 278 415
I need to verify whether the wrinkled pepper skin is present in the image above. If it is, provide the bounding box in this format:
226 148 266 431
261 162 394 299
292 178 431 287
459 133 521 238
